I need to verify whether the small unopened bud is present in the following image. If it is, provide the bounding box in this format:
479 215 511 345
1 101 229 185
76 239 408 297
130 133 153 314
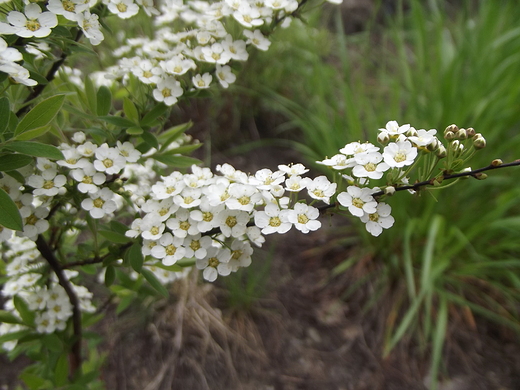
455 129 467 140
377 132 390 145
445 131 455 140
459 167 472 179
491 159 503 166
406 128 418 137
474 173 487 180
444 124 459 136
436 144 447 158
431 176 443 186
473 136 486 149
426 139 439 152
466 127 476 137
384 186 396 195
458 143 465 154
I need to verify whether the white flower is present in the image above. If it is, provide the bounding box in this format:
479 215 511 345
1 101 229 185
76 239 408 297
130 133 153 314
161 56 195 76
382 140 418 168
108 0 139 19
316 154 353 170
221 35 248 61
174 187 202 209
0 38 22 62
217 209 250 238
166 209 200 238
192 73 212 89
306 176 337 204
196 246 232 282
229 239 253 270
243 29 271 51
183 234 213 259
153 77 183 106
278 163 308 176
27 170 67 197
378 121 412 139
81 188 118 219
140 213 166 240
152 172 185 199
47 0 89 21
190 200 224 232
201 43 231 64
0 62 37 86
0 4 57 38
215 64 236 88
407 129 438 148
226 183 262 212
254 203 292 235
285 175 311 192
22 206 50 240
351 152 390 180
71 164 106 193
360 202 395 236
76 11 104 45
141 198 179 221
336 186 377 217
233 3 263 28
151 233 186 265
246 226 265 247
116 141 141 162
286 203 321 234
94 144 127 174
339 141 379 157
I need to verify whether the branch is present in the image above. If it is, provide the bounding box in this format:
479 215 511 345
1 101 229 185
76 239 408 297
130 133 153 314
62 241 133 269
16 30 84 117
35 235 82 377
320 159 520 212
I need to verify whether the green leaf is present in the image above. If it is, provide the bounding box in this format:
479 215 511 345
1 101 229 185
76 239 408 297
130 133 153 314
0 329 32 344
140 103 168 127
96 86 112 116
141 131 159 149
152 154 201 168
116 295 135 314
84 76 97 114
0 154 34 172
20 372 50 390
153 262 183 272
98 116 136 128
98 230 131 244
0 97 10 135
13 295 35 326
54 353 69 386
0 187 23 230
42 333 63 353
15 95 65 137
5 141 64 160
126 126 143 135
109 220 129 235
166 143 202 155
0 310 23 324
158 122 193 150
123 97 139 123
141 268 168 297
14 125 51 141
104 265 115 287
126 243 143 272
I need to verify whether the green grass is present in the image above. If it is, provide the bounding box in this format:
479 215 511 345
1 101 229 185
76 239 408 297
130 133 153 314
237 0 520 387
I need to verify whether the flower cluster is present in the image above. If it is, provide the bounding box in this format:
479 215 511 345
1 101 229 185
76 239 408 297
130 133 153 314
0 236 95 350
126 161 336 281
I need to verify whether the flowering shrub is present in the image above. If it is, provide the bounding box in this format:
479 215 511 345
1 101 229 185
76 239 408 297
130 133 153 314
0 0 519 386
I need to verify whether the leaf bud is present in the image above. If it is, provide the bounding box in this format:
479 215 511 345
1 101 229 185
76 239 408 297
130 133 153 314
377 132 390 145
466 127 476 137
384 186 395 195
444 124 459 136
474 173 487 180
435 144 447 158
444 131 455 140
473 136 486 149
455 129 467 140
491 159 503 166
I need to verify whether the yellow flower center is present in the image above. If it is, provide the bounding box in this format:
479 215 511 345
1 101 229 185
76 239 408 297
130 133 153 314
238 196 250 206
165 244 177 256
352 198 364 209
150 226 160 235
93 198 104 208
369 213 380 222
202 212 213 222
82 176 93 184
297 214 309 224
116 2 128 12
226 216 237 228
162 88 172 98
269 216 281 227
364 162 376 172
394 152 406 163
208 257 219 268
43 180 55 190
26 19 41 32
180 221 190 231
190 240 201 251
63 0 75 11
103 158 113 168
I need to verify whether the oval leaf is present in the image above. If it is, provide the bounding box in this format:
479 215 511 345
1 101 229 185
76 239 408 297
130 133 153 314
97 86 112 116
0 97 10 135
6 141 64 160
15 95 65 136
0 154 34 171
0 187 23 230
126 243 143 272
141 268 168 297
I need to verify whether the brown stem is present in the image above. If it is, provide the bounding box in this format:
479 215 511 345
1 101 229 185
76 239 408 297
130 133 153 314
62 241 133 269
16 30 84 117
35 235 82 377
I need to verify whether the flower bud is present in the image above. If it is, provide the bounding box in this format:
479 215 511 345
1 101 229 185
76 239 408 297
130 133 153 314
455 129 467 140
435 144 447 158
377 132 390 145
444 124 458 136
384 186 395 195
466 127 476 137
458 143 465 154
473 136 486 149
474 173 487 180
444 131 455 140
406 128 418 137
491 159 503 166
426 138 439 152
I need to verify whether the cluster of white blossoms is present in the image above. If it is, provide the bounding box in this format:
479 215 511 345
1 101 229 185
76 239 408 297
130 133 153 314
0 236 96 350
318 120 486 236
126 161 338 281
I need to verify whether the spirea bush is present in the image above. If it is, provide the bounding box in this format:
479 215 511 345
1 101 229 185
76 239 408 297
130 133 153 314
0 0 519 387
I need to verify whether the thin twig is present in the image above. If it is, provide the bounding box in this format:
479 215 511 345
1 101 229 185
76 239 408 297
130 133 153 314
62 242 133 269
35 234 82 377
16 30 84 117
